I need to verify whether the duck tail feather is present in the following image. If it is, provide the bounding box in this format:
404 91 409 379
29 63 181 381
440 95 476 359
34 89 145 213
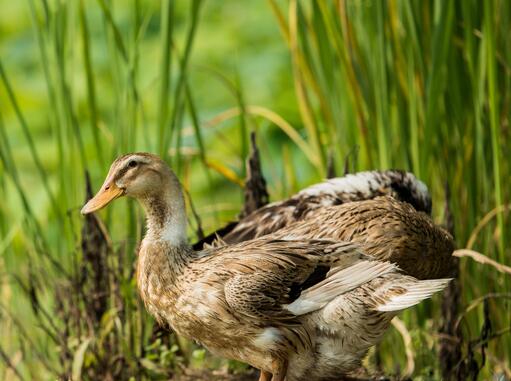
376 278 451 312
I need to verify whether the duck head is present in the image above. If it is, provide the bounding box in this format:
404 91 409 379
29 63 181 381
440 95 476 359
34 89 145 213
82 152 175 214
82 152 187 243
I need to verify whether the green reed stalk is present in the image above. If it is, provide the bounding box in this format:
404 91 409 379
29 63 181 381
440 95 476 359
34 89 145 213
158 0 174 157
165 0 203 161
484 0 505 255
0 61 61 220
80 0 104 165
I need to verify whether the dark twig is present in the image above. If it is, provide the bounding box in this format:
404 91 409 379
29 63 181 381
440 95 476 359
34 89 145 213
81 171 111 327
458 299 493 381
439 181 464 380
343 145 359 176
241 132 269 217
326 149 336 178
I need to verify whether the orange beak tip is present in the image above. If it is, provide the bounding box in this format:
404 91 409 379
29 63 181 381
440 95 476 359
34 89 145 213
80 204 93 215
80 185 124 216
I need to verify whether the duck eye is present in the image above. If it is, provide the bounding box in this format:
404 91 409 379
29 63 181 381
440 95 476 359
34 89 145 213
128 160 138 168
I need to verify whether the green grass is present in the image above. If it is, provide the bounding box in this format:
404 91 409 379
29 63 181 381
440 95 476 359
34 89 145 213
0 0 510 379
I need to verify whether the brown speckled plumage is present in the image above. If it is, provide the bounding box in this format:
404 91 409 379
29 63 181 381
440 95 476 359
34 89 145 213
82 153 451 381
197 172 455 280
269 197 456 279
195 170 432 249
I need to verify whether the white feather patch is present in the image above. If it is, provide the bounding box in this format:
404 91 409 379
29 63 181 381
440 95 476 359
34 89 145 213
253 327 281 349
376 278 451 312
285 260 397 315
299 172 380 198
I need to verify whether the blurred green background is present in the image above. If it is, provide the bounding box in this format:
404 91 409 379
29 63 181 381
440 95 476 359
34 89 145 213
1 0 510 380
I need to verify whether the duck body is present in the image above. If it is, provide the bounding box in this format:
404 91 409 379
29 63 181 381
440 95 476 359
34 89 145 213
82 153 451 381
270 197 455 279
195 170 432 250
198 173 454 280
137 236 447 380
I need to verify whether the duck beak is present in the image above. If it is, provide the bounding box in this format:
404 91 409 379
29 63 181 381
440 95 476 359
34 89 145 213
81 178 125 215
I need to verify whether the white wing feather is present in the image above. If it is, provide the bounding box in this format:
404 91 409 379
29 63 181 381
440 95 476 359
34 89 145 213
285 260 397 315
376 278 451 312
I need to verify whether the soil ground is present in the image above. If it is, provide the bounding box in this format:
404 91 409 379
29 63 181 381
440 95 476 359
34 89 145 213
171 369 258 381
170 368 398 381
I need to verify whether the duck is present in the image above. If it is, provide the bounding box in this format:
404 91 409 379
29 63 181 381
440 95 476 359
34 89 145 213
81 152 450 381
194 169 432 250
271 197 455 279
195 170 454 280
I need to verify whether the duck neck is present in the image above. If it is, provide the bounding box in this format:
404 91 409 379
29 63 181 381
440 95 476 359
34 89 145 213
139 177 189 248
135 173 195 318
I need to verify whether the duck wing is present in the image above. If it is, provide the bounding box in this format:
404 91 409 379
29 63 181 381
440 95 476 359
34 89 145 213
195 238 449 354
214 237 450 323
208 239 397 323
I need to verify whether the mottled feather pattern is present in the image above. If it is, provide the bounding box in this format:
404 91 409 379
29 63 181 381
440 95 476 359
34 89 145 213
292 275 450 380
267 196 455 279
136 236 449 379
210 195 455 279
90 154 452 381
216 170 432 246
206 239 365 322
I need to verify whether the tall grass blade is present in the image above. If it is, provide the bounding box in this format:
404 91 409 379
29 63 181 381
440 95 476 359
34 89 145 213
484 0 505 255
79 0 104 165
157 0 175 156
165 0 203 160
0 60 61 219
